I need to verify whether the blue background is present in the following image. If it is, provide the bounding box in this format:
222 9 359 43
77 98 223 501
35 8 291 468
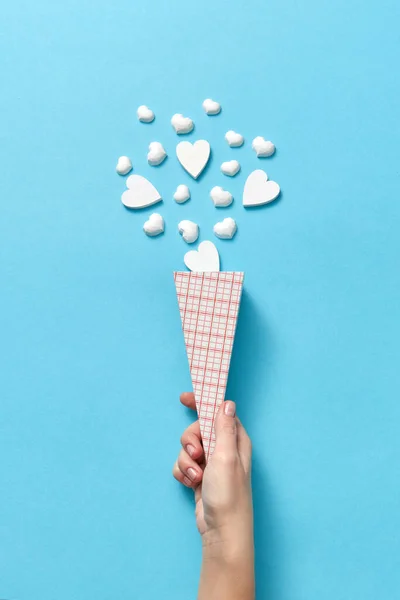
1 1 400 598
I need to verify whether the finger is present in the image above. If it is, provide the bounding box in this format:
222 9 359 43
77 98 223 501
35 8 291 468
180 392 196 411
173 449 203 487
236 417 252 472
177 448 203 484
180 420 204 462
213 401 238 459
172 461 194 488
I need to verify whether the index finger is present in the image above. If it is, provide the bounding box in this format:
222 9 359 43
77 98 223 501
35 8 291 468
180 392 196 411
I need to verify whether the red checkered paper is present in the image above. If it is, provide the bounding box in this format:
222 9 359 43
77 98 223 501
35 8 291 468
174 271 244 460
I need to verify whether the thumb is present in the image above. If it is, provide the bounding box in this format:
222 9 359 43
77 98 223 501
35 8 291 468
214 401 238 457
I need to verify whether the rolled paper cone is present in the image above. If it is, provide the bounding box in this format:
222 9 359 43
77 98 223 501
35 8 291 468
174 271 244 461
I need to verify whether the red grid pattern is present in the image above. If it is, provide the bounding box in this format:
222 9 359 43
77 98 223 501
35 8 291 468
174 271 244 460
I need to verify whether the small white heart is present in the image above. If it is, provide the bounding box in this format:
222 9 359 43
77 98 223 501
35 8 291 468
116 156 132 175
143 213 164 237
243 170 280 207
184 241 220 272
221 160 240 177
202 98 221 115
171 113 194 134
225 130 244 147
213 217 237 240
176 140 211 179
252 137 275 157
137 105 155 123
174 184 191 204
210 186 233 207
121 175 162 209
147 142 167 166
178 220 199 244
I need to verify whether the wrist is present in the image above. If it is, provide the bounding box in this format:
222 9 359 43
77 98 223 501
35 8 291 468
202 519 254 565
200 524 255 600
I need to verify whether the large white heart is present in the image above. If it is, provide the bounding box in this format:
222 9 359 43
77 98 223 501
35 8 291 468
121 175 162 209
243 170 280 207
176 140 211 179
184 241 220 272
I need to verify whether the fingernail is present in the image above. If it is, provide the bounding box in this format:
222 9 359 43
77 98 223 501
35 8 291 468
224 401 236 417
186 444 195 458
187 467 197 481
183 476 192 487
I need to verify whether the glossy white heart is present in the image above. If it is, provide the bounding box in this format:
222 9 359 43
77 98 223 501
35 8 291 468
137 105 155 123
203 98 221 115
147 142 167 166
116 156 132 175
121 175 162 209
176 140 211 180
143 213 164 237
178 220 199 244
171 113 194 134
210 186 233 207
243 170 280 207
174 184 191 204
225 130 244 147
221 160 240 176
213 218 237 240
184 241 220 272
252 137 275 157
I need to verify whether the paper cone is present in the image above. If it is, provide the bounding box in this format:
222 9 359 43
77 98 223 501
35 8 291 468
174 271 244 460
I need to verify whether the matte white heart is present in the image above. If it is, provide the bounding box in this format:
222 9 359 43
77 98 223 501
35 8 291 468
121 175 162 209
243 170 280 207
184 241 220 272
176 140 211 179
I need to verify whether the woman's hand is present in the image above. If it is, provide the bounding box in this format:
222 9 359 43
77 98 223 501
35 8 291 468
173 392 253 547
173 393 255 599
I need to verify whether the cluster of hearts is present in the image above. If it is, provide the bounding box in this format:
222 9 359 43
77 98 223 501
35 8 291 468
116 99 281 243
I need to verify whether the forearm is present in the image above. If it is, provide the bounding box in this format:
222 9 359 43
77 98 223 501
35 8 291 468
198 524 255 600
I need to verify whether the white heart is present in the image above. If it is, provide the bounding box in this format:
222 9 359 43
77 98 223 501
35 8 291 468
176 140 211 180
202 98 221 115
147 142 167 166
243 170 280 207
221 160 240 177
213 217 237 240
173 184 191 204
210 186 233 207
184 241 220 272
143 213 164 237
171 113 194 134
121 175 162 209
178 220 199 244
116 156 132 175
225 130 244 147
252 136 275 157
137 105 155 123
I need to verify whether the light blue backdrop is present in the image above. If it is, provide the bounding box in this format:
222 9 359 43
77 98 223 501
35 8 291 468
1 1 400 598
